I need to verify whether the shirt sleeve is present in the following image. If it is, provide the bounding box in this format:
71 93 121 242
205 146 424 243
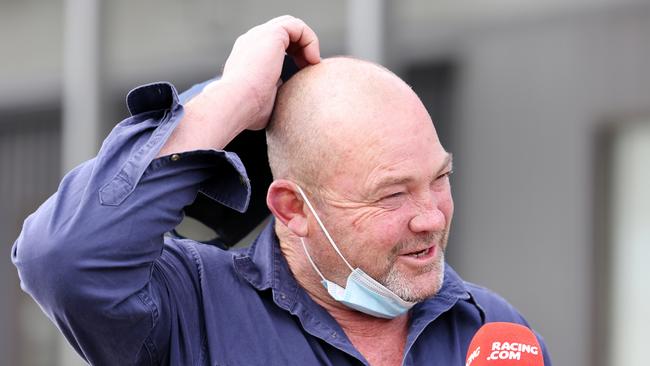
11 81 251 365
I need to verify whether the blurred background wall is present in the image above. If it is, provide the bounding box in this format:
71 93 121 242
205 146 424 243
2 0 649 365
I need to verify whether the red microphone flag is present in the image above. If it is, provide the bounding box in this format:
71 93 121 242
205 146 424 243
465 322 544 366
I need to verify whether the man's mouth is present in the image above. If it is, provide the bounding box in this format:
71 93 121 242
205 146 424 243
402 246 435 259
408 248 429 258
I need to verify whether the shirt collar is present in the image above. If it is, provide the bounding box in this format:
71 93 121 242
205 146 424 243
233 218 298 304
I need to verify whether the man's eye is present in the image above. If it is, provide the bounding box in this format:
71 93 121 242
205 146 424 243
383 192 405 200
437 170 453 180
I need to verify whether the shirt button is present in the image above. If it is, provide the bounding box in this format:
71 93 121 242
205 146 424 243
280 294 287 300
170 154 180 162
331 332 337 339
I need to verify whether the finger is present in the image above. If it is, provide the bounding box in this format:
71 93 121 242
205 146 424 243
286 43 316 69
277 18 320 66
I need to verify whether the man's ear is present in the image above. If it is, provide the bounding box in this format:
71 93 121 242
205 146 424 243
267 180 308 237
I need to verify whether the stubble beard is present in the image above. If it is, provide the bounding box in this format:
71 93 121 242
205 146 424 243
379 231 448 302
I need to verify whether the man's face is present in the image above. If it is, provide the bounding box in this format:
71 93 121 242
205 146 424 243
306 88 454 302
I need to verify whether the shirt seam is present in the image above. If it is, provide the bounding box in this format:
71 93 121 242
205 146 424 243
182 240 211 364
136 289 160 365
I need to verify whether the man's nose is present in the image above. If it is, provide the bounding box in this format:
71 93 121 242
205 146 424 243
408 196 447 233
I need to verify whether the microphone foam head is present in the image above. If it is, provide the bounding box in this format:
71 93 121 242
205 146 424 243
465 322 544 366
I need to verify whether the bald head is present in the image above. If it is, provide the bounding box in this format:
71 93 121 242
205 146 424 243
266 57 431 188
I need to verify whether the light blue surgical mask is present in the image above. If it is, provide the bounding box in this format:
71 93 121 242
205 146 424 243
295 185 416 319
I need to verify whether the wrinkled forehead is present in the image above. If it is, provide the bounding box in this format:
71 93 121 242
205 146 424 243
318 93 444 191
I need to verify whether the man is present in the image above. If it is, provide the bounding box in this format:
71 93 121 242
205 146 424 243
12 16 551 365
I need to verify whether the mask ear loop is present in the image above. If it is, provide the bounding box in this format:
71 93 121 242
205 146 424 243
300 237 327 282
295 185 354 272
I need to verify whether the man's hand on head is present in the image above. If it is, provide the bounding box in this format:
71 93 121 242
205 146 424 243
221 15 320 130
158 16 320 156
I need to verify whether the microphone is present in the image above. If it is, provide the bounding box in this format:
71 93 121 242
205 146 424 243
465 322 544 366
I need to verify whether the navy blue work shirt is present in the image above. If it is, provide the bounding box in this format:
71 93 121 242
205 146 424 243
12 82 552 365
